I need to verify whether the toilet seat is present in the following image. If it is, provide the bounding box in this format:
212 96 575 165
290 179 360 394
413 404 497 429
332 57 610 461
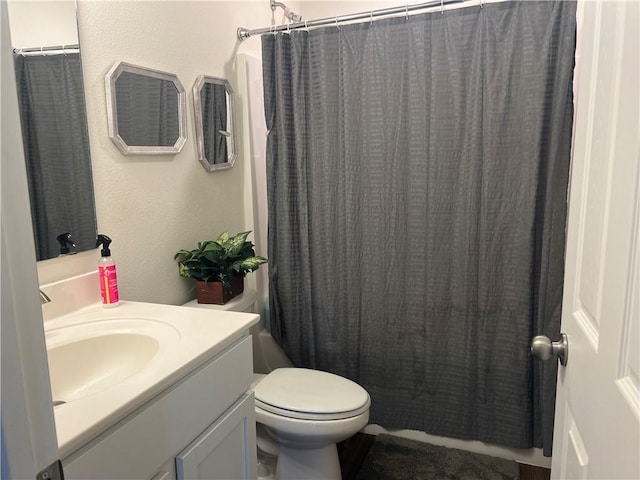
253 368 371 421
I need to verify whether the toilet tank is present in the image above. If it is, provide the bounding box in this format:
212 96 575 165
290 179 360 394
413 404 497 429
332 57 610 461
182 289 292 374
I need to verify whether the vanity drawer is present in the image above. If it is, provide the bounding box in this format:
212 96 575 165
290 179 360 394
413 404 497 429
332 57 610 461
63 335 253 480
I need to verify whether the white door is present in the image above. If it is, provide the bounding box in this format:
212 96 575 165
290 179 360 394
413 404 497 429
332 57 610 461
1 2 60 478
551 0 640 478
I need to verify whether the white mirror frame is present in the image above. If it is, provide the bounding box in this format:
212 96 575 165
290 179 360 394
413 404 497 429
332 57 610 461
105 61 187 155
192 75 237 172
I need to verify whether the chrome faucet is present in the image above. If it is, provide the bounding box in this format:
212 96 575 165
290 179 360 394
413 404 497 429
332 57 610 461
39 289 51 304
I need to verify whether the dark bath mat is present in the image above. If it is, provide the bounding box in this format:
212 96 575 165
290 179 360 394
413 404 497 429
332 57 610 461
355 434 519 480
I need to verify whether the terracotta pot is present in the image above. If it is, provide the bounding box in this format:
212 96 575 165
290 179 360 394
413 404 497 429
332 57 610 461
196 276 244 305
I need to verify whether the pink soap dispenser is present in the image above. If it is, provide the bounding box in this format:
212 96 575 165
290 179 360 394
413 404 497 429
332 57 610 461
96 234 119 308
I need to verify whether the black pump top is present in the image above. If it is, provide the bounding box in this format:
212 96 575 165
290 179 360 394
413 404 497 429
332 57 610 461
96 234 112 257
56 232 76 255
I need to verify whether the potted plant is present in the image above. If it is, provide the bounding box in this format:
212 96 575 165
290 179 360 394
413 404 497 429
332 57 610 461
174 230 267 304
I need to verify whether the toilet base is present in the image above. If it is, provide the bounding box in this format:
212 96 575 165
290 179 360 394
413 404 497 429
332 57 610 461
276 444 341 480
257 447 277 480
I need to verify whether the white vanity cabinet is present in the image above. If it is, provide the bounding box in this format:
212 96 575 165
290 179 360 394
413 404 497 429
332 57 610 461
62 335 257 480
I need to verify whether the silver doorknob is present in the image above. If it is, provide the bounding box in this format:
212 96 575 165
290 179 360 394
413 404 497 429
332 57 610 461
531 333 568 366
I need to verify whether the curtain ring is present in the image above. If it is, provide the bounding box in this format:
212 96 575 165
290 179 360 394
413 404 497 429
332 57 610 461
40 46 46 56
370 11 373 25
305 20 309 31
286 21 290 34
480 0 483 8
406 4 409 20
335 16 340 30
441 0 444 15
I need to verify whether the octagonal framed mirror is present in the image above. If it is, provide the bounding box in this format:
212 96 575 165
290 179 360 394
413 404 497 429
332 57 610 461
192 75 237 172
105 61 187 155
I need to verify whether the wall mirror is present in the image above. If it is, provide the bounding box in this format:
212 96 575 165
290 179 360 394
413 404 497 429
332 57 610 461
7 0 98 261
106 62 187 155
193 75 237 172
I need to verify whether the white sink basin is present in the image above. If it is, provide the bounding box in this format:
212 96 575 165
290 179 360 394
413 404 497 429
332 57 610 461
48 332 159 403
46 317 180 403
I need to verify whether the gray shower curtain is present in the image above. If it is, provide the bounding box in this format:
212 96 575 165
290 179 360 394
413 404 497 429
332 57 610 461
14 53 96 261
262 0 575 455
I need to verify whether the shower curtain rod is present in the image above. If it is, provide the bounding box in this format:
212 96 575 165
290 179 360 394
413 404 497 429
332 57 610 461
237 0 465 42
12 44 80 56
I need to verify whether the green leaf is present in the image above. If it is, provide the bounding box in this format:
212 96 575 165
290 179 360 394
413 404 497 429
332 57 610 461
174 249 193 260
216 231 231 243
178 263 192 277
203 241 222 253
226 231 250 255
238 242 256 257
240 256 267 272
202 251 220 263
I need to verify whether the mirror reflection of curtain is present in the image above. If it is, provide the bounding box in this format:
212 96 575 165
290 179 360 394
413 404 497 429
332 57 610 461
263 1 575 456
14 53 97 260
115 72 179 147
201 83 228 164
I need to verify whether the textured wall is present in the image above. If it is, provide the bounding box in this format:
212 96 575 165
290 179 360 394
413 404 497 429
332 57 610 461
6 0 78 47
69 1 270 305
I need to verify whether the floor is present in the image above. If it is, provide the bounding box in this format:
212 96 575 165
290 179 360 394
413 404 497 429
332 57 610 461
337 433 551 480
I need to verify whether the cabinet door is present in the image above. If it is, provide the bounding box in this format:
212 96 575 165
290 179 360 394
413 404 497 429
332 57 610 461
176 392 257 480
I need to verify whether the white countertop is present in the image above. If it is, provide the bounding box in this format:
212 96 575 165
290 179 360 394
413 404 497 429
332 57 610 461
45 301 259 458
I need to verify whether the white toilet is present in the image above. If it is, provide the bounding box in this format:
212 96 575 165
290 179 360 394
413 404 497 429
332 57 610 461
183 290 371 480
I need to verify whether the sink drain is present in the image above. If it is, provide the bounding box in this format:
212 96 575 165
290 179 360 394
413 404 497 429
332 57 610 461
53 400 66 406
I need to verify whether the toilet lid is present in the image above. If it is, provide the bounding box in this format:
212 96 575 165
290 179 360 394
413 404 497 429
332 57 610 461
253 368 370 421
